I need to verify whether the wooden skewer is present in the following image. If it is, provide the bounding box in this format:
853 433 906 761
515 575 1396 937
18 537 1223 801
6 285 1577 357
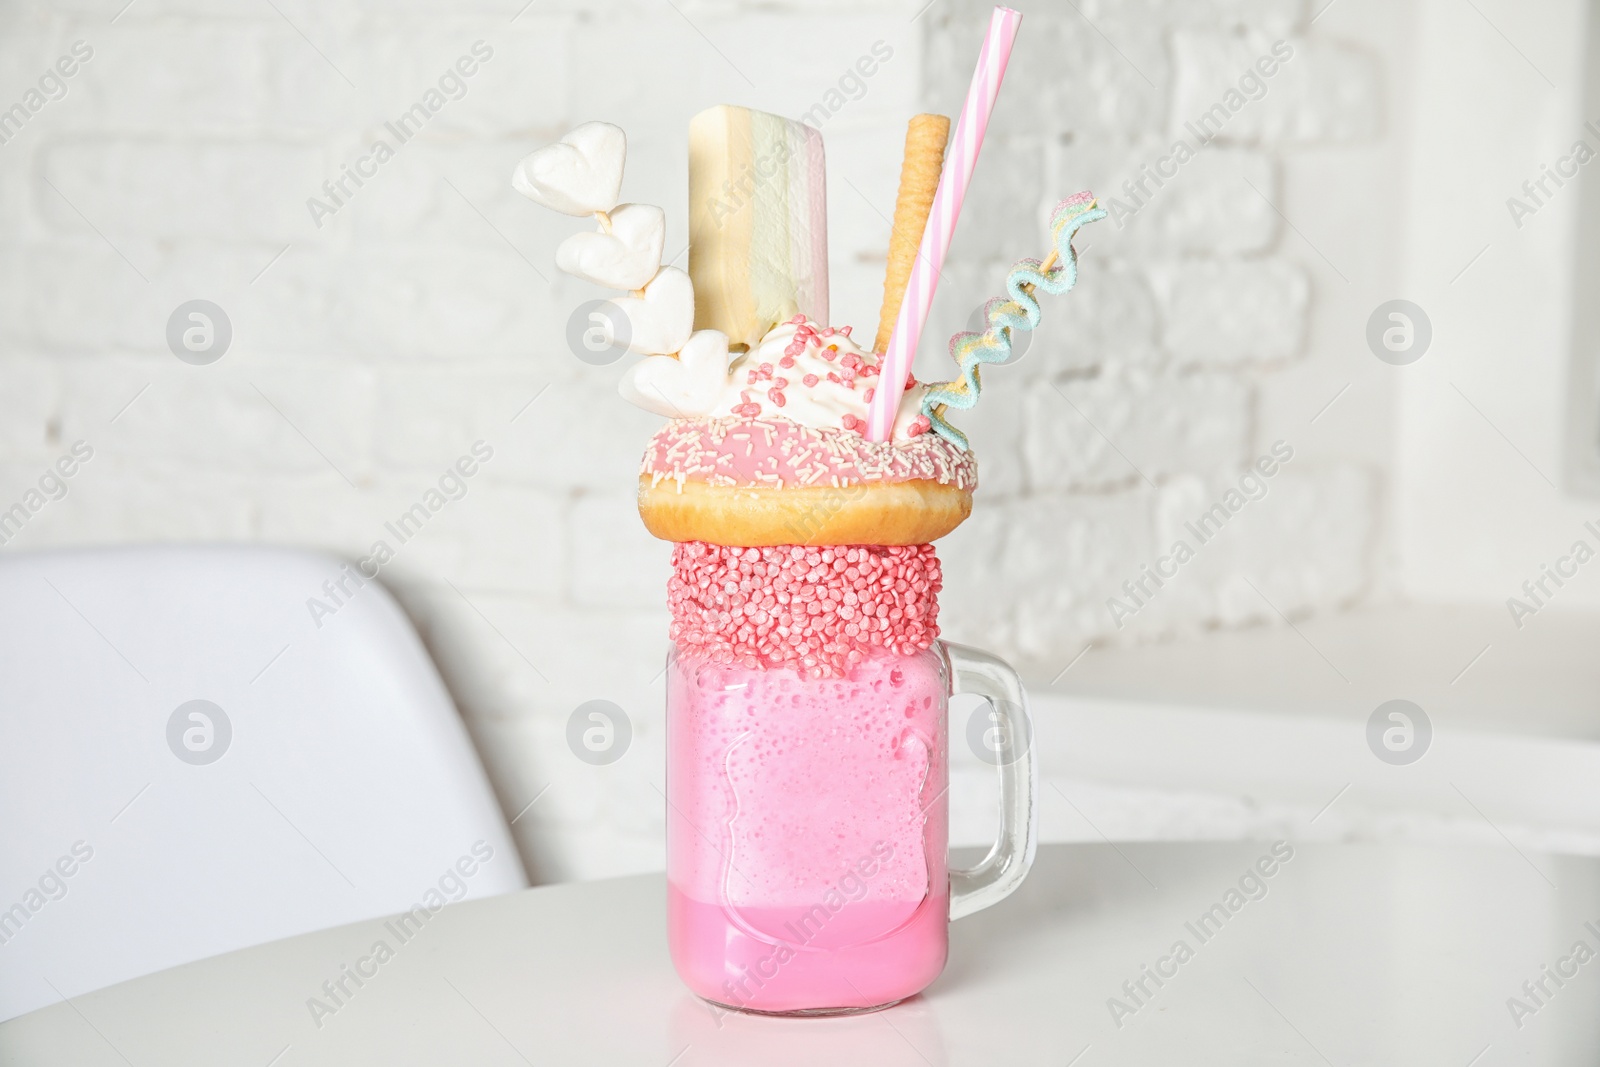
1014 247 1059 300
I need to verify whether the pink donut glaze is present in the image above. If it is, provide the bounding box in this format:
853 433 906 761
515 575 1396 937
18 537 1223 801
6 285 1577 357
642 416 978 492
668 542 941 678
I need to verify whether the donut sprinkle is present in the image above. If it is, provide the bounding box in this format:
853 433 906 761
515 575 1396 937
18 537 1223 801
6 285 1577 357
641 415 979 492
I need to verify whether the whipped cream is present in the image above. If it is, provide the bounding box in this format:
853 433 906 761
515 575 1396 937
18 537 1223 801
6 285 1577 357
619 318 934 444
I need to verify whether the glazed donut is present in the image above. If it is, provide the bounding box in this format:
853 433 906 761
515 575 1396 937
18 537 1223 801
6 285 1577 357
627 318 977 548
638 417 974 546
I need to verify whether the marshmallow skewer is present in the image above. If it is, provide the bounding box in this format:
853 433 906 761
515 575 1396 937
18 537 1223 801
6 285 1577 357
515 121 696 358
866 6 1022 442
875 115 950 355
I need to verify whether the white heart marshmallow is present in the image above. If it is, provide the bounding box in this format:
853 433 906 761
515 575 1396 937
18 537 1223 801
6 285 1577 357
619 330 731 418
511 121 625 216
555 203 665 290
604 266 694 356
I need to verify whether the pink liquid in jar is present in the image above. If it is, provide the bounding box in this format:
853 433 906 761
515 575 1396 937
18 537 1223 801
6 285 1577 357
666 646 949 1014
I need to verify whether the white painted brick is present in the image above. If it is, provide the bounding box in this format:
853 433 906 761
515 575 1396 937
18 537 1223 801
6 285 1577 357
65 26 316 134
473 710 667 881
41 0 274 18
422 481 566 597
490 718 628 833
1058 140 1280 255
0 463 92 551
0 29 110 140
701 14 920 131
0 244 274 352
251 243 561 358
335 151 454 243
563 13 756 134
0 242 152 350
477 603 662 735
1022 264 1162 375
925 4 1167 139
1004 490 1158 663
44 355 161 434
534 391 651 486
916 260 1003 380
829 258 892 358
248 480 419 562
510 711 658 876
488 376 664 492
1173 32 1381 145
371 366 560 473
933 505 1018 652
945 138 1046 264
39 139 328 242
405 589 668 723
348 0 515 11
568 492 671 608
0 133 27 231
1153 258 1309 365
1207 462 1374 619
8 460 257 547
335 138 580 256
1024 369 1252 492
0 238 561 361
668 0 913 13
337 21 571 137
1124 461 1375 637
249 476 563 611
1111 0 1307 37
0 357 59 451
515 768 668 878
939 369 1027 499
54 359 375 479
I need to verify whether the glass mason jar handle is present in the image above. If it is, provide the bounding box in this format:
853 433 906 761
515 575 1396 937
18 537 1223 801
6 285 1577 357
942 641 1038 921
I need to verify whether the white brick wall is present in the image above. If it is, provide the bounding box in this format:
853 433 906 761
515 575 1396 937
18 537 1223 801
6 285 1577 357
0 0 1390 881
1153 258 1309 364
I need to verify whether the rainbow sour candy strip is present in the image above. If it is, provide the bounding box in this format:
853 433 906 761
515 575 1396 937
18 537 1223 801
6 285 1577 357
921 192 1106 449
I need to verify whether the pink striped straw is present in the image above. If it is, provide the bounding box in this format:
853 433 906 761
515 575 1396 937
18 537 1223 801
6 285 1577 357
867 6 1022 442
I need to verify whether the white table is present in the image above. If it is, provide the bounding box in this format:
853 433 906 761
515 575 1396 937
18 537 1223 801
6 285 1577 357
3 842 1596 1065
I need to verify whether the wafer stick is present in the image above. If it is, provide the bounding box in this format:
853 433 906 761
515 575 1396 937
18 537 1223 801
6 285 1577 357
874 114 950 354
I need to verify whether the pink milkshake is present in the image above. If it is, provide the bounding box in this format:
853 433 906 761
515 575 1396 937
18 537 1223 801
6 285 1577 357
666 647 949 1013
512 96 1081 1018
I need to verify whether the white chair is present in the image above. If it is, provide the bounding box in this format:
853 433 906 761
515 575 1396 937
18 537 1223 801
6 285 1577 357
0 545 526 1022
